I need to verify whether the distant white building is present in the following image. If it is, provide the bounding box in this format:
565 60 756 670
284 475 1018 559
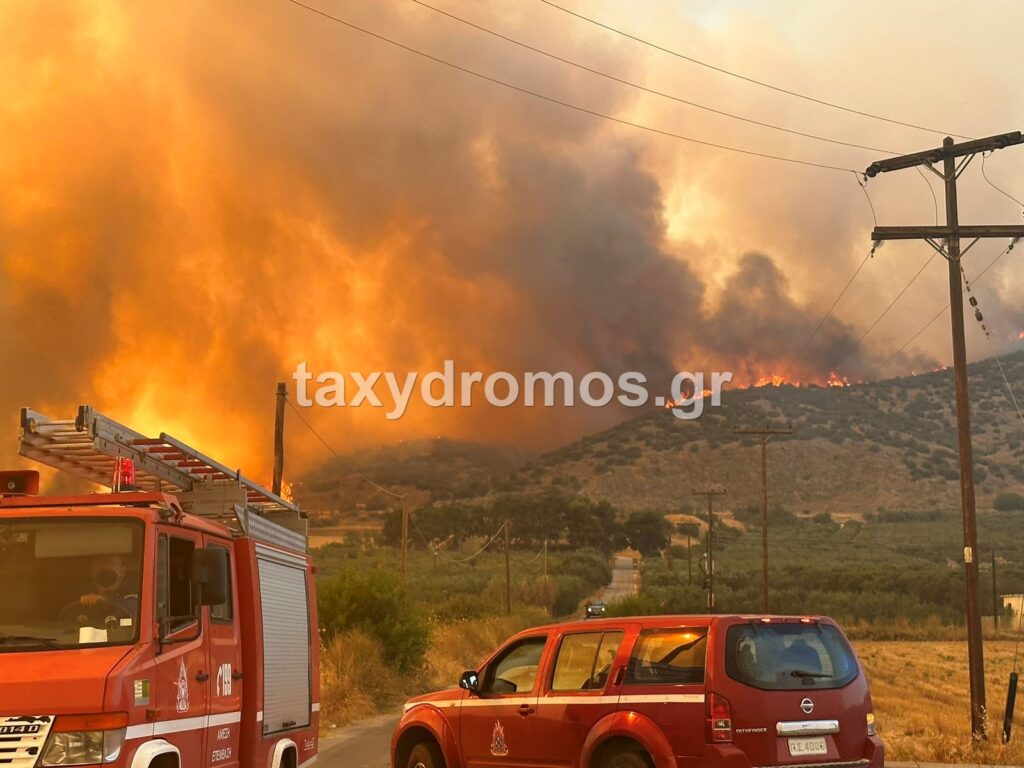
1003 594 1024 618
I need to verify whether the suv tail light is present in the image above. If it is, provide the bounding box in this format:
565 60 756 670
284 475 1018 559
706 692 733 742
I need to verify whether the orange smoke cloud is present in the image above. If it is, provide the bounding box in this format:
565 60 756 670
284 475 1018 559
5 0 1015 480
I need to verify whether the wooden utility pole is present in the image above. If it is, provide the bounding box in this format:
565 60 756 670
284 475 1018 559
734 424 793 613
693 488 726 612
272 382 287 496
865 130 1024 739
504 520 512 616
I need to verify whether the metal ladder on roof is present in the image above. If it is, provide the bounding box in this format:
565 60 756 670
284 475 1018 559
19 405 307 552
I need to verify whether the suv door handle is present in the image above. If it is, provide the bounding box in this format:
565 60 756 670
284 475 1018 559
195 671 209 682
232 671 244 681
517 704 535 717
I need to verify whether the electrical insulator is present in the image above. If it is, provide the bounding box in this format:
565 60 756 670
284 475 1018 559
969 296 979 307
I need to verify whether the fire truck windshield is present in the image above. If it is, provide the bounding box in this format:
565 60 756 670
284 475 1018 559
0 517 144 651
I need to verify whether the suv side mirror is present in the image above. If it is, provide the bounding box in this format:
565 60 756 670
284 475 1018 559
192 547 229 606
459 670 480 692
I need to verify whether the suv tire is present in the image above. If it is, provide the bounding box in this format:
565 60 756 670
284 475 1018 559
407 740 445 768
604 745 652 768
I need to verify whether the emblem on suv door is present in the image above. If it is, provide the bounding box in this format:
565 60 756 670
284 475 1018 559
800 698 814 714
490 721 508 757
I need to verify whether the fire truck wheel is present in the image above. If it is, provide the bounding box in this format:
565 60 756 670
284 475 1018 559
406 740 445 768
602 744 652 768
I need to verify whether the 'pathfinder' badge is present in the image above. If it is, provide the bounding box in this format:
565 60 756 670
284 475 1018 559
490 720 508 757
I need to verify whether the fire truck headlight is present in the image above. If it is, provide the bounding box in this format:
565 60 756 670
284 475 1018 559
42 728 126 765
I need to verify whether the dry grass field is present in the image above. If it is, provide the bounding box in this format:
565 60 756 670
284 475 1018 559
857 640 1024 764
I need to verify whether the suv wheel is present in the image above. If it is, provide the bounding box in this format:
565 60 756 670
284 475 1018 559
407 741 445 768
604 745 652 768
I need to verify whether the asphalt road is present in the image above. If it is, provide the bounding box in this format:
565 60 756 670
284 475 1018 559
598 555 639 604
318 714 399 768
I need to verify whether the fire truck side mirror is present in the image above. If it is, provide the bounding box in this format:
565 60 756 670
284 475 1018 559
192 547 230 606
459 670 480 692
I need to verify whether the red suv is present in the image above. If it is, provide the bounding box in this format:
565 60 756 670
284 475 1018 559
392 615 882 768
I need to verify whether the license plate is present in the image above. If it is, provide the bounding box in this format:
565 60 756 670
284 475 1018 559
788 736 828 756
0 724 41 735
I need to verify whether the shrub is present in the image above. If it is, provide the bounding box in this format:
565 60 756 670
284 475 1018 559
994 492 1024 511
319 630 403 727
318 569 429 673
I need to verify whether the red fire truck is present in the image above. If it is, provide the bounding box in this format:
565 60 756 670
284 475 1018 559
393 614 883 768
0 406 320 768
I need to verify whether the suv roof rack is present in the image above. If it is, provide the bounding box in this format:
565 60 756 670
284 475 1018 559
19 405 306 552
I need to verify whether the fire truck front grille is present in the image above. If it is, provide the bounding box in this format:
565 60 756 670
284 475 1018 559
0 716 54 767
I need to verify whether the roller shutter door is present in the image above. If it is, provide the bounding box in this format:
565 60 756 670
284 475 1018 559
258 549 311 733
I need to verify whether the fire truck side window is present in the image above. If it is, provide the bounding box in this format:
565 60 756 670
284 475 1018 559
157 533 197 628
210 545 233 623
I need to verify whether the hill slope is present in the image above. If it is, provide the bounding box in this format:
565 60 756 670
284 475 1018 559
296 351 1024 523
518 351 1024 515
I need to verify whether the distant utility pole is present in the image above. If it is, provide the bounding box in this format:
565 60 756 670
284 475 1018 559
693 487 726 612
866 130 1024 739
504 520 512 616
687 529 692 586
734 424 793 613
400 499 410 585
272 382 287 496
992 550 999 631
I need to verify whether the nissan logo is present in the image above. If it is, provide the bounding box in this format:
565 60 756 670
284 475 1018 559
800 698 814 714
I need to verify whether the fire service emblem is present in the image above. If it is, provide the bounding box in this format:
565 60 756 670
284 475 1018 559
490 720 509 757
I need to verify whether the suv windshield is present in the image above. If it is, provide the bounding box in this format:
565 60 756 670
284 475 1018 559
0 517 143 651
725 623 859 690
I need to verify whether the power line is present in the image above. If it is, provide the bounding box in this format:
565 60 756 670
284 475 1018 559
915 166 939 226
883 239 1019 365
958 259 1024 431
833 249 938 372
538 0 973 141
286 398 404 499
414 517 508 564
982 152 1024 211
408 0 898 155
778 173 880 381
283 0 859 173
779 246 875 381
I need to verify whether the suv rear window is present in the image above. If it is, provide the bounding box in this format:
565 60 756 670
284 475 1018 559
626 628 707 685
725 623 859 690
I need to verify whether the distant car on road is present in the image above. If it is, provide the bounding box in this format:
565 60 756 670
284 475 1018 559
584 600 606 619
392 614 883 768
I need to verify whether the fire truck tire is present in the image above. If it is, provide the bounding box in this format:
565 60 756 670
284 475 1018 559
270 738 299 768
406 740 445 768
129 740 180 768
600 743 652 768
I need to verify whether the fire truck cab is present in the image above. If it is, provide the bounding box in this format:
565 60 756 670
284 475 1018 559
0 406 320 768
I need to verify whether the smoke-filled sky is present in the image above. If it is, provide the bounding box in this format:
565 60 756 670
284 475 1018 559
1 0 1022 478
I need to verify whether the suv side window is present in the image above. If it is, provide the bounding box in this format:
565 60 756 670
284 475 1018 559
626 628 708 685
483 636 547 695
551 631 624 691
